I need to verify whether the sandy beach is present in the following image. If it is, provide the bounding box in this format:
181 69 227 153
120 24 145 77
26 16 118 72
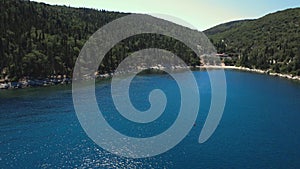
198 65 300 81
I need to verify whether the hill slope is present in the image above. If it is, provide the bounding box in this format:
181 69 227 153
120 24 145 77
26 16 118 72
0 0 200 80
205 20 252 36
0 0 126 80
204 8 300 75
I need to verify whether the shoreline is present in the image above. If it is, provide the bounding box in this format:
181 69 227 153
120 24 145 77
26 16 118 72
1 65 300 90
198 65 300 81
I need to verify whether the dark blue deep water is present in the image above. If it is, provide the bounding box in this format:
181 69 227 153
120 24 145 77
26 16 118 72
0 70 300 168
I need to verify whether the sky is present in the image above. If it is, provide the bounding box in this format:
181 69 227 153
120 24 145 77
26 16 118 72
32 0 300 31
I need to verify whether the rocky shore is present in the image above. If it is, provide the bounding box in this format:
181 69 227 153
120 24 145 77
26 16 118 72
0 77 72 89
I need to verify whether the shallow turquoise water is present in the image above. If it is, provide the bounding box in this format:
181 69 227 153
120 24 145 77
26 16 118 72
0 70 300 168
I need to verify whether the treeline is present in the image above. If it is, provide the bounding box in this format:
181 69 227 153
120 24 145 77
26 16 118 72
205 8 300 75
0 0 199 81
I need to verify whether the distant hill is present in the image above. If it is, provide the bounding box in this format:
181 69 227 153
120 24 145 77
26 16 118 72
205 20 252 36
204 8 300 75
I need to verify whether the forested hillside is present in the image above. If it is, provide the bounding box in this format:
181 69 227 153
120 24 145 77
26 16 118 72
205 8 300 75
2 0 299 81
205 20 251 36
0 0 199 81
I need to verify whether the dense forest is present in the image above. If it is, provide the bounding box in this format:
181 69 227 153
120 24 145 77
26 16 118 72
0 0 199 81
205 8 300 75
1 0 299 81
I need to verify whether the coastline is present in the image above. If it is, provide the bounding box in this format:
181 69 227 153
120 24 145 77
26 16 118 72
1 65 300 90
199 65 300 81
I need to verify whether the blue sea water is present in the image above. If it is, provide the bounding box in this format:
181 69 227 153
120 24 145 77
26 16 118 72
0 70 300 169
